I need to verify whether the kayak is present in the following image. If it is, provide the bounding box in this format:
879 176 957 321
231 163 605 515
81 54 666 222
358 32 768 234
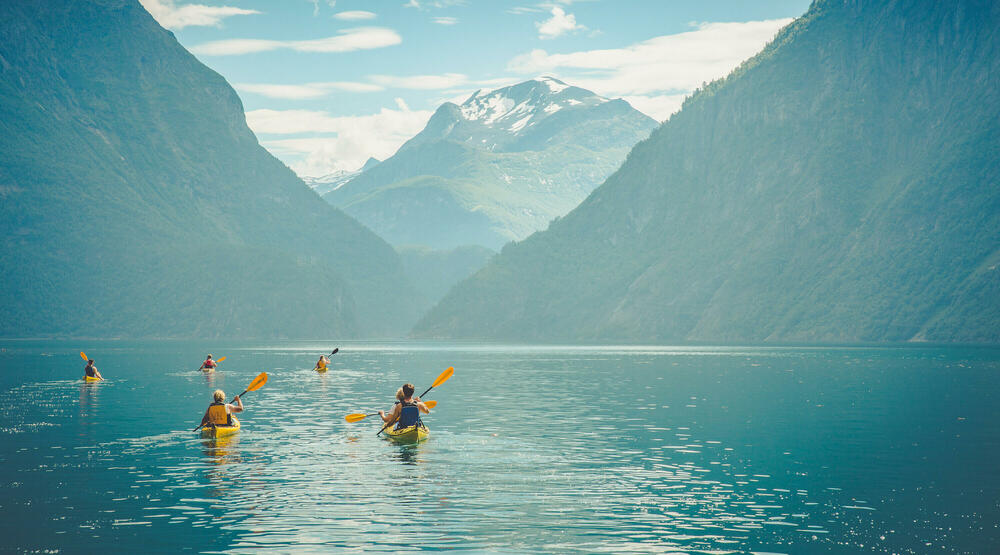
315 367 328 373
200 416 240 439
83 375 102 382
384 423 428 444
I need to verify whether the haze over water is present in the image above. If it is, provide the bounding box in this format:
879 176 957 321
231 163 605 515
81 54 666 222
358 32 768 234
1 341 998 553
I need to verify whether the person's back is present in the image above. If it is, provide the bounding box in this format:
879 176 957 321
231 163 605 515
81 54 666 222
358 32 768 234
200 355 217 371
84 360 102 380
379 383 429 429
202 389 242 428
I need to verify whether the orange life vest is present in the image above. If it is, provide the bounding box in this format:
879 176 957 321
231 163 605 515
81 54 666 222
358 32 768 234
207 402 231 425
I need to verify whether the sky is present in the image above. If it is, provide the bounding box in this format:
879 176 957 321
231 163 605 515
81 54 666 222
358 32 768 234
140 0 811 177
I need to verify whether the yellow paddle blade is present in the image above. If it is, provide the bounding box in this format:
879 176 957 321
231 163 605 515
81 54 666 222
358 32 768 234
345 413 369 423
245 372 268 392
79 351 88 361
216 356 226 363
431 366 454 388
424 400 437 409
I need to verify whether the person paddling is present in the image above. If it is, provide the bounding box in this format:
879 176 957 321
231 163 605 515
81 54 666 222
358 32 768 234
379 383 429 430
200 389 242 429
84 359 103 380
314 355 329 372
199 354 218 372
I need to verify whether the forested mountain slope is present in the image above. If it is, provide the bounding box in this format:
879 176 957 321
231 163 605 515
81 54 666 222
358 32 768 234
415 0 1000 343
0 0 419 338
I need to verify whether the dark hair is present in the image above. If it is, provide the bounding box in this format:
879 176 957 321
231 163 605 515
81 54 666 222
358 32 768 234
402 383 415 397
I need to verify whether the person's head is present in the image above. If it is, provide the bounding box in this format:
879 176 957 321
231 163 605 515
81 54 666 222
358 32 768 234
87 359 94 365
206 354 213 360
402 383 415 398
213 389 225 403
395 387 405 401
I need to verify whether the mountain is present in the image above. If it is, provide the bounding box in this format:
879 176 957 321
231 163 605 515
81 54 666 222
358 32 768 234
414 0 1000 344
0 0 419 339
397 245 495 313
303 157 379 197
323 78 657 250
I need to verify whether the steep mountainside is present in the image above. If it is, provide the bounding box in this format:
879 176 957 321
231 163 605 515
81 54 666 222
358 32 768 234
415 0 1000 343
0 0 418 338
324 78 657 250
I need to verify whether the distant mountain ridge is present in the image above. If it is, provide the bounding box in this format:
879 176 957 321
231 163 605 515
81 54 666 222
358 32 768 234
324 77 657 250
0 0 419 338
303 157 379 197
415 0 1000 343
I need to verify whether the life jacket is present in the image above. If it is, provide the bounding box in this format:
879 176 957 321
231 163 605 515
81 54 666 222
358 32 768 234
395 400 421 429
204 359 216 368
317 359 327 369
207 402 232 426
85 365 96 377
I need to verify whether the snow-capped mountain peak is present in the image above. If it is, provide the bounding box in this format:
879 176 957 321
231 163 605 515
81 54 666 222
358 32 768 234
457 77 608 135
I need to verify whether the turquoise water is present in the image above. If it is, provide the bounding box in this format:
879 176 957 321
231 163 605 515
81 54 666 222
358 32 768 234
0 342 998 553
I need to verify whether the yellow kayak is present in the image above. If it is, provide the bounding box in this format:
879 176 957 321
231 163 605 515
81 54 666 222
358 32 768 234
201 416 240 439
315 366 328 373
83 375 102 382
384 423 428 443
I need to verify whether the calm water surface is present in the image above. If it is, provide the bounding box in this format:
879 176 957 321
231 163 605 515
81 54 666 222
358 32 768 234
0 341 998 553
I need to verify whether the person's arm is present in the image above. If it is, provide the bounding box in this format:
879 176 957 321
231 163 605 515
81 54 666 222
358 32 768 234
378 404 400 423
417 401 430 414
229 395 243 413
95 369 104 380
201 407 211 426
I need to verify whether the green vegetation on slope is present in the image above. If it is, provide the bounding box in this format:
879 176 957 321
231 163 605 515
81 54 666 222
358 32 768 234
414 0 1000 344
0 0 418 338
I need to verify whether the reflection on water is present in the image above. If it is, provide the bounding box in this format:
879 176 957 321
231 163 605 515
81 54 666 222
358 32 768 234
0 342 998 553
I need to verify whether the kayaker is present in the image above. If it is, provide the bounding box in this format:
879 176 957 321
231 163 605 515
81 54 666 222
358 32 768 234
84 359 103 380
199 354 217 372
379 383 429 429
200 389 243 428
314 355 329 371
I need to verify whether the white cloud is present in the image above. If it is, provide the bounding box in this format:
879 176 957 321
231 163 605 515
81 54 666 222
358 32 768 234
620 94 689 122
139 0 259 30
247 107 433 176
369 73 469 90
191 27 401 56
432 16 458 25
236 83 329 99
335 10 377 20
508 19 792 120
235 81 384 99
404 0 464 8
536 7 584 39
311 81 385 93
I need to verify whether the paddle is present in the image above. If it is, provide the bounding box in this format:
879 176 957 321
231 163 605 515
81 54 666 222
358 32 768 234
346 401 437 423
377 366 453 436
193 372 268 432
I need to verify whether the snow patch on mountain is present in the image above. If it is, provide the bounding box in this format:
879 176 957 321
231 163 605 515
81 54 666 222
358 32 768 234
456 76 608 135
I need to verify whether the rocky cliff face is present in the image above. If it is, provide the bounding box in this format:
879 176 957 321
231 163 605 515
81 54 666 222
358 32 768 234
0 0 418 338
414 0 1000 343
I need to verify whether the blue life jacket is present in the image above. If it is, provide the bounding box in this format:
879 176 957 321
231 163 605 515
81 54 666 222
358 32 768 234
396 400 421 429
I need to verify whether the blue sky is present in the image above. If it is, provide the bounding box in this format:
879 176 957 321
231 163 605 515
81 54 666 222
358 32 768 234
141 0 810 176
